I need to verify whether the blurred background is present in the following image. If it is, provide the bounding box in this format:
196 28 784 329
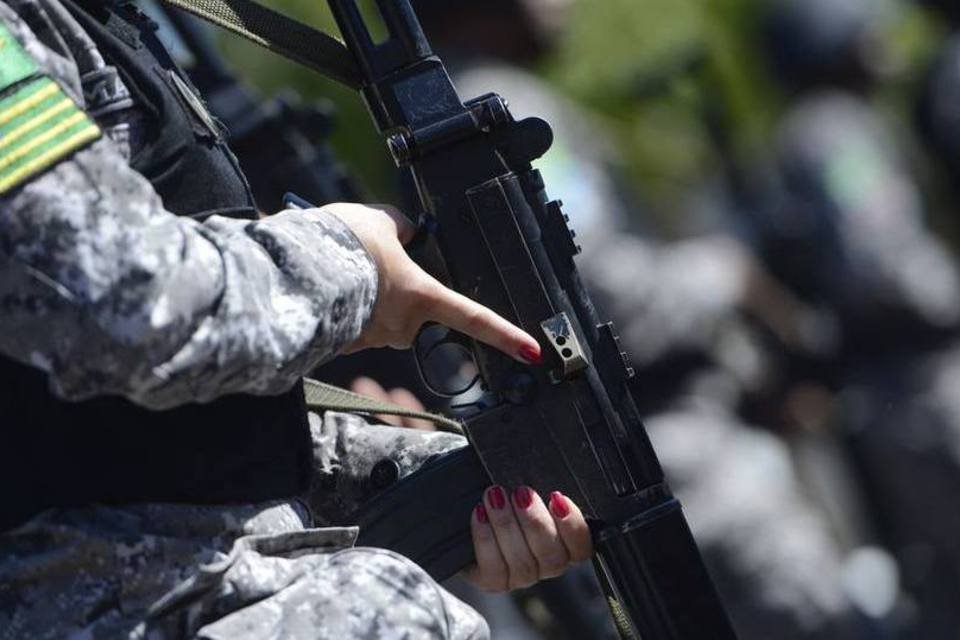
161 0 960 636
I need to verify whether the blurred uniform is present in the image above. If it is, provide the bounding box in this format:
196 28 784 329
775 87 960 635
838 345 960 639
767 92 960 345
0 0 485 637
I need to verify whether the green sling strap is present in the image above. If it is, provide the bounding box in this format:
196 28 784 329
302 378 465 434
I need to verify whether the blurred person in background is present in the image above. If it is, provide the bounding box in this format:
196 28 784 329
741 0 960 635
758 0 960 341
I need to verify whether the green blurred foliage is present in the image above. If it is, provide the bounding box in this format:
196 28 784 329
543 0 946 230
544 0 782 229
551 0 805 225
215 0 951 224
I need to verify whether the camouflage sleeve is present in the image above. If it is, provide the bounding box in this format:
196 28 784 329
0 2 379 410
304 411 469 525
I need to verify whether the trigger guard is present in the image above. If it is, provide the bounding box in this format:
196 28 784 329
413 324 480 398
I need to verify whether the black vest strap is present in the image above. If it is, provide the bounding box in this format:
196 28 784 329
0 0 311 531
68 0 260 219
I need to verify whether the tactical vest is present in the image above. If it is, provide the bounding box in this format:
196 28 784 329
0 0 312 531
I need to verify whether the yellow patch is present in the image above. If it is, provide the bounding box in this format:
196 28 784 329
0 20 101 195
0 77 101 195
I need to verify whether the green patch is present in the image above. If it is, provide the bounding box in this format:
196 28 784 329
0 21 39 92
0 39 101 194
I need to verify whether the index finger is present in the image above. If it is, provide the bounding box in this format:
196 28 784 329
424 280 543 365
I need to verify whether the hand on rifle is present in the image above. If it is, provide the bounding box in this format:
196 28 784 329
318 203 543 364
350 375 594 592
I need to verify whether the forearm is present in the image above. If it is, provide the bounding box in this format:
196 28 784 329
0 135 377 409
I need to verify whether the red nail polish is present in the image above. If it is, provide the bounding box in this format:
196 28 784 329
488 486 507 510
475 504 488 524
549 491 570 519
513 486 533 510
518 344 543 365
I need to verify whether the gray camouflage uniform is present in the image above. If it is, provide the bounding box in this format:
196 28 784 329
0 0 484 637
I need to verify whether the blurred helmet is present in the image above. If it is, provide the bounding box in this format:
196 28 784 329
762 0 893 91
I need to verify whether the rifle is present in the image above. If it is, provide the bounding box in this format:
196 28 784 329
325 2 737 637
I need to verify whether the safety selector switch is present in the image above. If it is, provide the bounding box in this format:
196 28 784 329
540 312 588 381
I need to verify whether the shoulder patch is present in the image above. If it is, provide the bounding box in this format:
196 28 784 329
0 22 101 195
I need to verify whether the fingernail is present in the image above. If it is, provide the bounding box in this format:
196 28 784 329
548 491 570 519
475 504 488 524
518 344 543 365
512 486 533 510
488 486 507 510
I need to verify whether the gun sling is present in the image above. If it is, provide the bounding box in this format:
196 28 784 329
302 378 463 433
